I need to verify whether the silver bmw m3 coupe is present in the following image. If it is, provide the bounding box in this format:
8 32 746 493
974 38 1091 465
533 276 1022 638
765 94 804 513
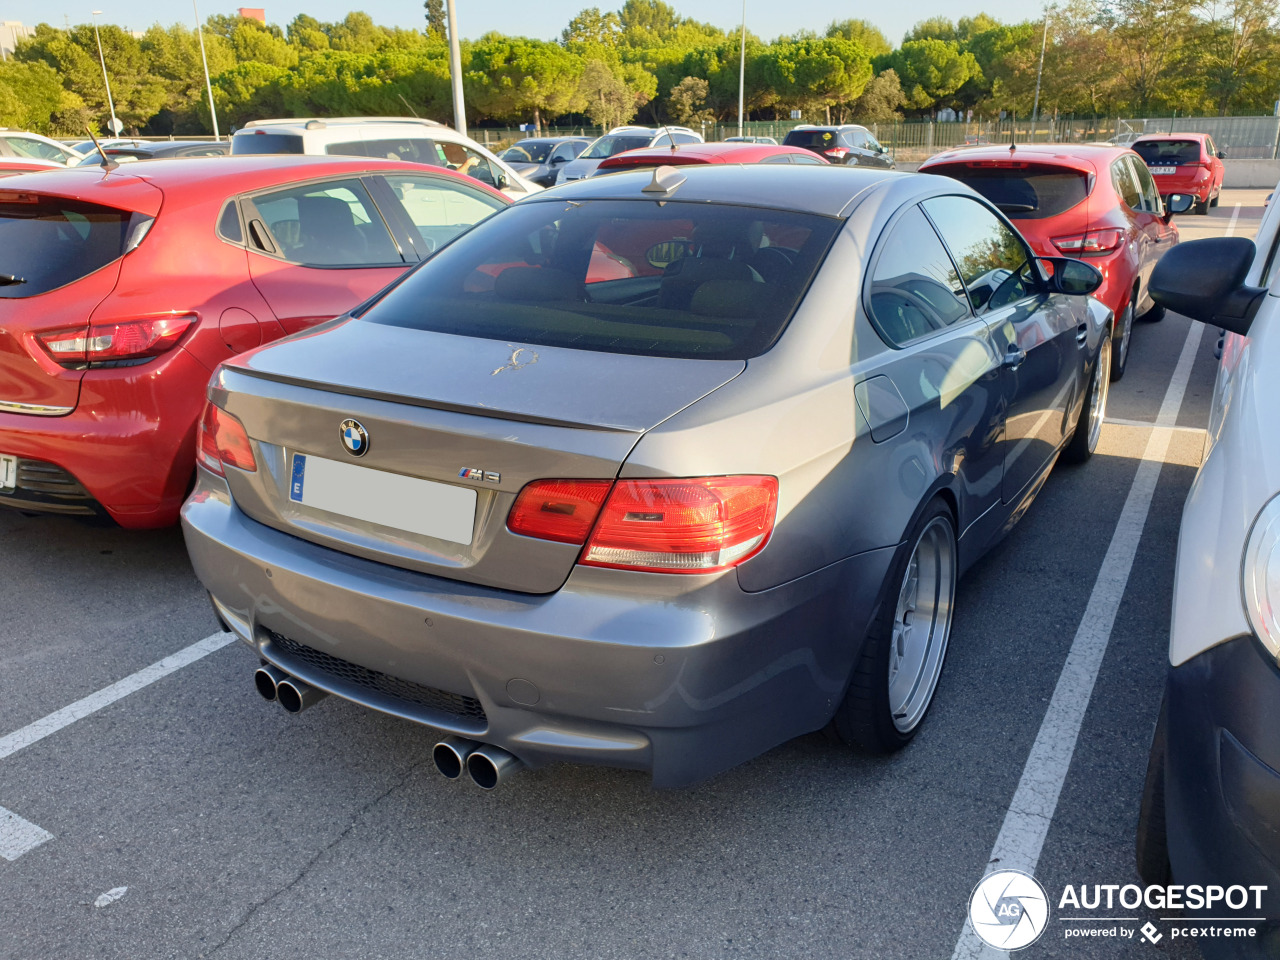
182 164 1113 788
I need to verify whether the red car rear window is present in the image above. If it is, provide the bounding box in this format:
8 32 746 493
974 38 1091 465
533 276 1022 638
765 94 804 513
1133 140 1201 165
0 195 133 298
923 164 1091 220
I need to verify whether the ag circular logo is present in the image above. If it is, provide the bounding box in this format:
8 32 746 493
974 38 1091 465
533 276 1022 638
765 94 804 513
339 419 369 457
968 870 1049 950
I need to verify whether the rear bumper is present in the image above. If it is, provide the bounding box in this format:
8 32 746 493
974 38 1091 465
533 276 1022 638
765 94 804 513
0 348 209 527
1156 169 1214 200
1165 635 1280 957
181 477 894 787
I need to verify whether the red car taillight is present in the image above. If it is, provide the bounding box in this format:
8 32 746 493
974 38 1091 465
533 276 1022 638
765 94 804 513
507 479 613 543
39 313 196 364
583 476 778 573
508 476 779 573
824 147 849 159
196 401 257 476
1051 228 1124 257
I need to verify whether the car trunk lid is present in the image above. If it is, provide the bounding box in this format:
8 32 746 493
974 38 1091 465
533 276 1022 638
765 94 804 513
213 320 745 593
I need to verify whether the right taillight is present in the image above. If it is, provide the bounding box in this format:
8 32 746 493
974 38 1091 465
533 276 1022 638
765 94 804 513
1051 228 1124 257
582 476 777 573
196 401 256 476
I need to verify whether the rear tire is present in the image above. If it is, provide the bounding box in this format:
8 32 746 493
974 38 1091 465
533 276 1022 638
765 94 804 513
1065 334 1111 464
1210 191 1220 208
1109 301 1133 382
833 498 957 754
1136 692 1173 886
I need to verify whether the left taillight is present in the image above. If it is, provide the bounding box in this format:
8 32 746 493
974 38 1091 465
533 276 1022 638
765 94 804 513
196 401 256 476
38 313 196 365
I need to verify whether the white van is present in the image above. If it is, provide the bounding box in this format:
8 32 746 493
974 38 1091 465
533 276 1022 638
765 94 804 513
231 118 542 199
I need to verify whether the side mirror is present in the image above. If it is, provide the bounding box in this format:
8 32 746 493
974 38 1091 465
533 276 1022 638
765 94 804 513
1040 257 1104 296
550 155 567 164
1163 193 1195 221
496 171 509 190
1218 150 1227 159
1149 237 1264 335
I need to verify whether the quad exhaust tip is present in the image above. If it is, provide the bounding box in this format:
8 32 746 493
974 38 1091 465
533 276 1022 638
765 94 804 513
465 744 523 790
276 676 328 714
254 665 287 702
433 736 478 779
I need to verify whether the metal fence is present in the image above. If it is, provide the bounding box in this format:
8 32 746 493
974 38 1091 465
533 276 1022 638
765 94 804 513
1114 116 1280 158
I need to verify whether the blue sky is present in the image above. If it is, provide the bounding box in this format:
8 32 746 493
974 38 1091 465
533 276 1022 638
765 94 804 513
9 0 1038 46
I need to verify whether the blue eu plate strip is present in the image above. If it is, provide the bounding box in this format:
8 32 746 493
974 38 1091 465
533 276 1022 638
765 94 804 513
289 454 306 502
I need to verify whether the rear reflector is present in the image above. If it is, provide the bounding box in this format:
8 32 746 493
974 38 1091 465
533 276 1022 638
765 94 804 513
507 479 612 544
196 401 256 475
39 313 196 364
1051 228 1124 257
581 476 778 574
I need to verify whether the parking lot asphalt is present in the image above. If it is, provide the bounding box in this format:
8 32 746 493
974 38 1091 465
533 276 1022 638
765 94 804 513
0 190 1266 960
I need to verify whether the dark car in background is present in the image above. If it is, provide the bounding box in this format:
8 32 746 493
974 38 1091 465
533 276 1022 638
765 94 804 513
782 124 895 168
498 137 590 187
183 164 1112 791
920 143 1192 380
1132 133 1225 215
75 140 230 166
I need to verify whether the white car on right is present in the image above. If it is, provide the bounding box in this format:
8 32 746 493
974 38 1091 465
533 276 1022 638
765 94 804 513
1136 185 1280 957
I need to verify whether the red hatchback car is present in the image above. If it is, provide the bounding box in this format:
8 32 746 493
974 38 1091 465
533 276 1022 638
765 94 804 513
593 141 829 174
0 155 507 527
919 143 1189 380
1132 133 1225 215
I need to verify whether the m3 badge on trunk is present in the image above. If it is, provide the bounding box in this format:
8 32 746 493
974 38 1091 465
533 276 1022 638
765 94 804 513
340 419 369 457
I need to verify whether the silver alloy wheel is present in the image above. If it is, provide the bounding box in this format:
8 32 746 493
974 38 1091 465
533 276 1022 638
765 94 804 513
887 515 957 733
1087 336 1112 454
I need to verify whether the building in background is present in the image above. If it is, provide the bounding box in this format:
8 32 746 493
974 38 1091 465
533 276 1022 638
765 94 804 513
0 21 33 59
237 8 265 22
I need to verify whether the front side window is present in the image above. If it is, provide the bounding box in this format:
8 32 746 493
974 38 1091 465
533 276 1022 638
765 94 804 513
360 199 841 360
922 195 1035 314
380 174 506 253
248 178 401 267
438 142 503 189
867 205 970 346
2 137 67 163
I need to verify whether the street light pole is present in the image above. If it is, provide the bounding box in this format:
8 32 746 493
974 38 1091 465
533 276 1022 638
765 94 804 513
192 0 220 139
1031 10 1049 127
736 0 746 138
445 0 466 135
91 11 120 136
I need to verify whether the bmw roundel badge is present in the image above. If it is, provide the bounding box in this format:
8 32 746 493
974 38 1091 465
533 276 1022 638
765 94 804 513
340 419 369 457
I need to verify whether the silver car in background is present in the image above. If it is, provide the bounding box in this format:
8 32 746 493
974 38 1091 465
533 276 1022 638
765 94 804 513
183 165 1112 788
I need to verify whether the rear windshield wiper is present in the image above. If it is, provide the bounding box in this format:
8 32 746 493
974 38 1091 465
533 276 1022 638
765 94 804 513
996 203 1037 213
0 274 25 286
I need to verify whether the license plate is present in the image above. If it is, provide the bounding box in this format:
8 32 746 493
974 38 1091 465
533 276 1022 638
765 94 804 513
0 454 14 492
1150 167 1176 175
288 453 476 544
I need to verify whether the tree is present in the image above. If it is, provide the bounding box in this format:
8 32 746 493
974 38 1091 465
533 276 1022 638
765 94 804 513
1198 0 1278 115
328 12 389 55
578 58 635 129
849 68 907 122
1094 0 1197 113
287 14 331 51
761 38 873 122
668 75 711 123
0 60 83 134
228 18 299 68
825 19 891 59
562 8 622 47
424 0 446 41
885 38 983 110
466 36 585 130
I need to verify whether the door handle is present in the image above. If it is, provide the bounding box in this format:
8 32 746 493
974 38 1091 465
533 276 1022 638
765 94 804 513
1002 343 1027 368
1076 322 1089 345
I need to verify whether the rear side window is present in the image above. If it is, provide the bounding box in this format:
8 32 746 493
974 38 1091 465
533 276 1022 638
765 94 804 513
867 205 970 346
1112 159 1142 211
328 138 443 166
231 133 305 155
1132 140 1202 165
783 130 838 149
926 164 1090 220
0 194 132 298
581 136 652 160
247 179 402 267
361 199 841 360
218 201 243 243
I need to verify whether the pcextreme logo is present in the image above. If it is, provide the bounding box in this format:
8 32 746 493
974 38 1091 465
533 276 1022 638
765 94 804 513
965 872 1270 949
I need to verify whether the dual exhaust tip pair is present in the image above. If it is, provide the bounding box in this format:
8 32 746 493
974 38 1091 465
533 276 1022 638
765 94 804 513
254 665 521 790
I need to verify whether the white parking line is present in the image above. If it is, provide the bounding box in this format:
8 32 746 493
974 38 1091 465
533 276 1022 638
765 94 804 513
951 323 1205 959
1226 202 1242 237
0 805 53 861
0 631 234 862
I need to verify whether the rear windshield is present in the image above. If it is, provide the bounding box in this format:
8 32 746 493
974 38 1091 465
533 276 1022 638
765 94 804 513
925 164 1091 220
1133 140 1201 165
581 136 652 160
0 194 132 298
783 130 844 148
361 198 841 360
501 141 552 163
231 133 305 155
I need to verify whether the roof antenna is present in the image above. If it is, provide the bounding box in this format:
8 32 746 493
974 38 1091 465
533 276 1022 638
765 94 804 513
84 126 118 172
643 165 687 196
397 93 421 119
662 123 678 153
